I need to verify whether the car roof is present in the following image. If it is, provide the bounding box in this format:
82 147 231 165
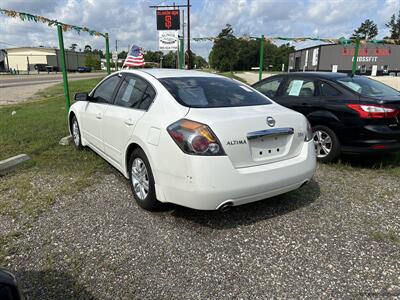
129 68 221 79
270 72 349 80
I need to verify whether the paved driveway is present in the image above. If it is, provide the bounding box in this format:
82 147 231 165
3 163 399 299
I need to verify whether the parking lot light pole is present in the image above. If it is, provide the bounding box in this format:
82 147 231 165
259 34 264 81
105 33 111 75
179 36 184 69
351 39 360 76
57 24 70 112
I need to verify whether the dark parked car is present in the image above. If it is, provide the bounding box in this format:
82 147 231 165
252 72 400 162
33 64 47 72
77 66 92 73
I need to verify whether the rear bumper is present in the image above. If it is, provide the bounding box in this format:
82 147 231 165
341 125 400 154
158 141 316 210
342 141 400 154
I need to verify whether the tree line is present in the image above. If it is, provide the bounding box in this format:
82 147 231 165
209 10 400 72
351 9 400 40
209 24 294 72
69 43 208 70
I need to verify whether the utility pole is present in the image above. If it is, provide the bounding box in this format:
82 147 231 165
115 39 118 71
182 9 185 67
187 0 190 69
149 2 191 69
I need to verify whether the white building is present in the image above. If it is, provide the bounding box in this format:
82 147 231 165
2 47 96 72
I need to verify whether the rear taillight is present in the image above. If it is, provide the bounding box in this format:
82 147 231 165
347 104 398 119
305 120 313 142
167 119 226 156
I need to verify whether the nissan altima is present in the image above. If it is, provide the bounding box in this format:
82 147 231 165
68 69 316 211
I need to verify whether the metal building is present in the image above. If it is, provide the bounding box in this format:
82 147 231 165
289 43 400 76
2 47 96 72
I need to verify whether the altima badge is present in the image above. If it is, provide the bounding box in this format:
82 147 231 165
266 116 275 127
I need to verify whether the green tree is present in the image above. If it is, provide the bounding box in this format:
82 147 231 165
118 51 127 59
162 51 177 68
92 49 104 58
84 53 100 69
234 39 259 70
70 43 78 51
351 19 378 40
209 24 238 71
385 10 400 40
144 50 163 63
84 45 92 53
192 52 208 69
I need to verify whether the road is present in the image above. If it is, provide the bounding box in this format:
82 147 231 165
0 72 106 105
0 72 107 88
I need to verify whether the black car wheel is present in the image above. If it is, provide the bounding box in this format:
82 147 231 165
128 148 160 210
312 125 340 163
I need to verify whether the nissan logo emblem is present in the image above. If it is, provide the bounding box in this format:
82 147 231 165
266 116 275 127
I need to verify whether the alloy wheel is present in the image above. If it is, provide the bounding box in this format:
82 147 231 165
131 158 149 200
72 119 80 146
313 130 333 158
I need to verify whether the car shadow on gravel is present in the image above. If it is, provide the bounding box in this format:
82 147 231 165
169 179 320 230
14 270 95 300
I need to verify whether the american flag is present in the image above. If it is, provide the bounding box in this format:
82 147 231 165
123 45 145 67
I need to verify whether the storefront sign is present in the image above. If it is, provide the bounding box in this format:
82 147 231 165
159 30 178 51
157 10 180 30
351 56 378 62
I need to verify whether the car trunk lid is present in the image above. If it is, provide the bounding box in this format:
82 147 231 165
186 104 307 168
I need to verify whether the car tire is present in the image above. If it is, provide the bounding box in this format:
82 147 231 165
312 125 340 163
71 116 83 150
128 148 160 210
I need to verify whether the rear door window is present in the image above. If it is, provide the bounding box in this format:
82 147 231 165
284 78 316 97
114 75 156 110
319 81 341 97
253 78 283 98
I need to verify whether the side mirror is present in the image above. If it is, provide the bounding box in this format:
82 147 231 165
0 269 22 300
74 92 90 101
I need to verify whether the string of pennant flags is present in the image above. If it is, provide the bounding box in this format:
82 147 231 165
2 8 398 45
192 36 399 45
0 8 106 37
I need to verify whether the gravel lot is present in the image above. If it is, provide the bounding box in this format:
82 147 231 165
2 162 399 299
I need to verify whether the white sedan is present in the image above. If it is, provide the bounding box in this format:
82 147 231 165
69 69 316 211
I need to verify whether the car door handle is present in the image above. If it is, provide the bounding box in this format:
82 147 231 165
124 118 135 126
96 113 102 119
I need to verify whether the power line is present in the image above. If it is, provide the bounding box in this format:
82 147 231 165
0 41 19 47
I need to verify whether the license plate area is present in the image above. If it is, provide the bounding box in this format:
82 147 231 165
247 127 294 161
250 135 290 160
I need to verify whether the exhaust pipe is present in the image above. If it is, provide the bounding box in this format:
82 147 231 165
219 202 233 212
300 180 309 188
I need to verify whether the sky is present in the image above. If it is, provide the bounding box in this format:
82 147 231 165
0 0 398 59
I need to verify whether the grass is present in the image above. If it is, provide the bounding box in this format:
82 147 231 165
370 231 399 244
0 77 112 263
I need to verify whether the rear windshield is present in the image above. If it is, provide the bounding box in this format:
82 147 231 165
337 76 400 97
159 77 272 108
